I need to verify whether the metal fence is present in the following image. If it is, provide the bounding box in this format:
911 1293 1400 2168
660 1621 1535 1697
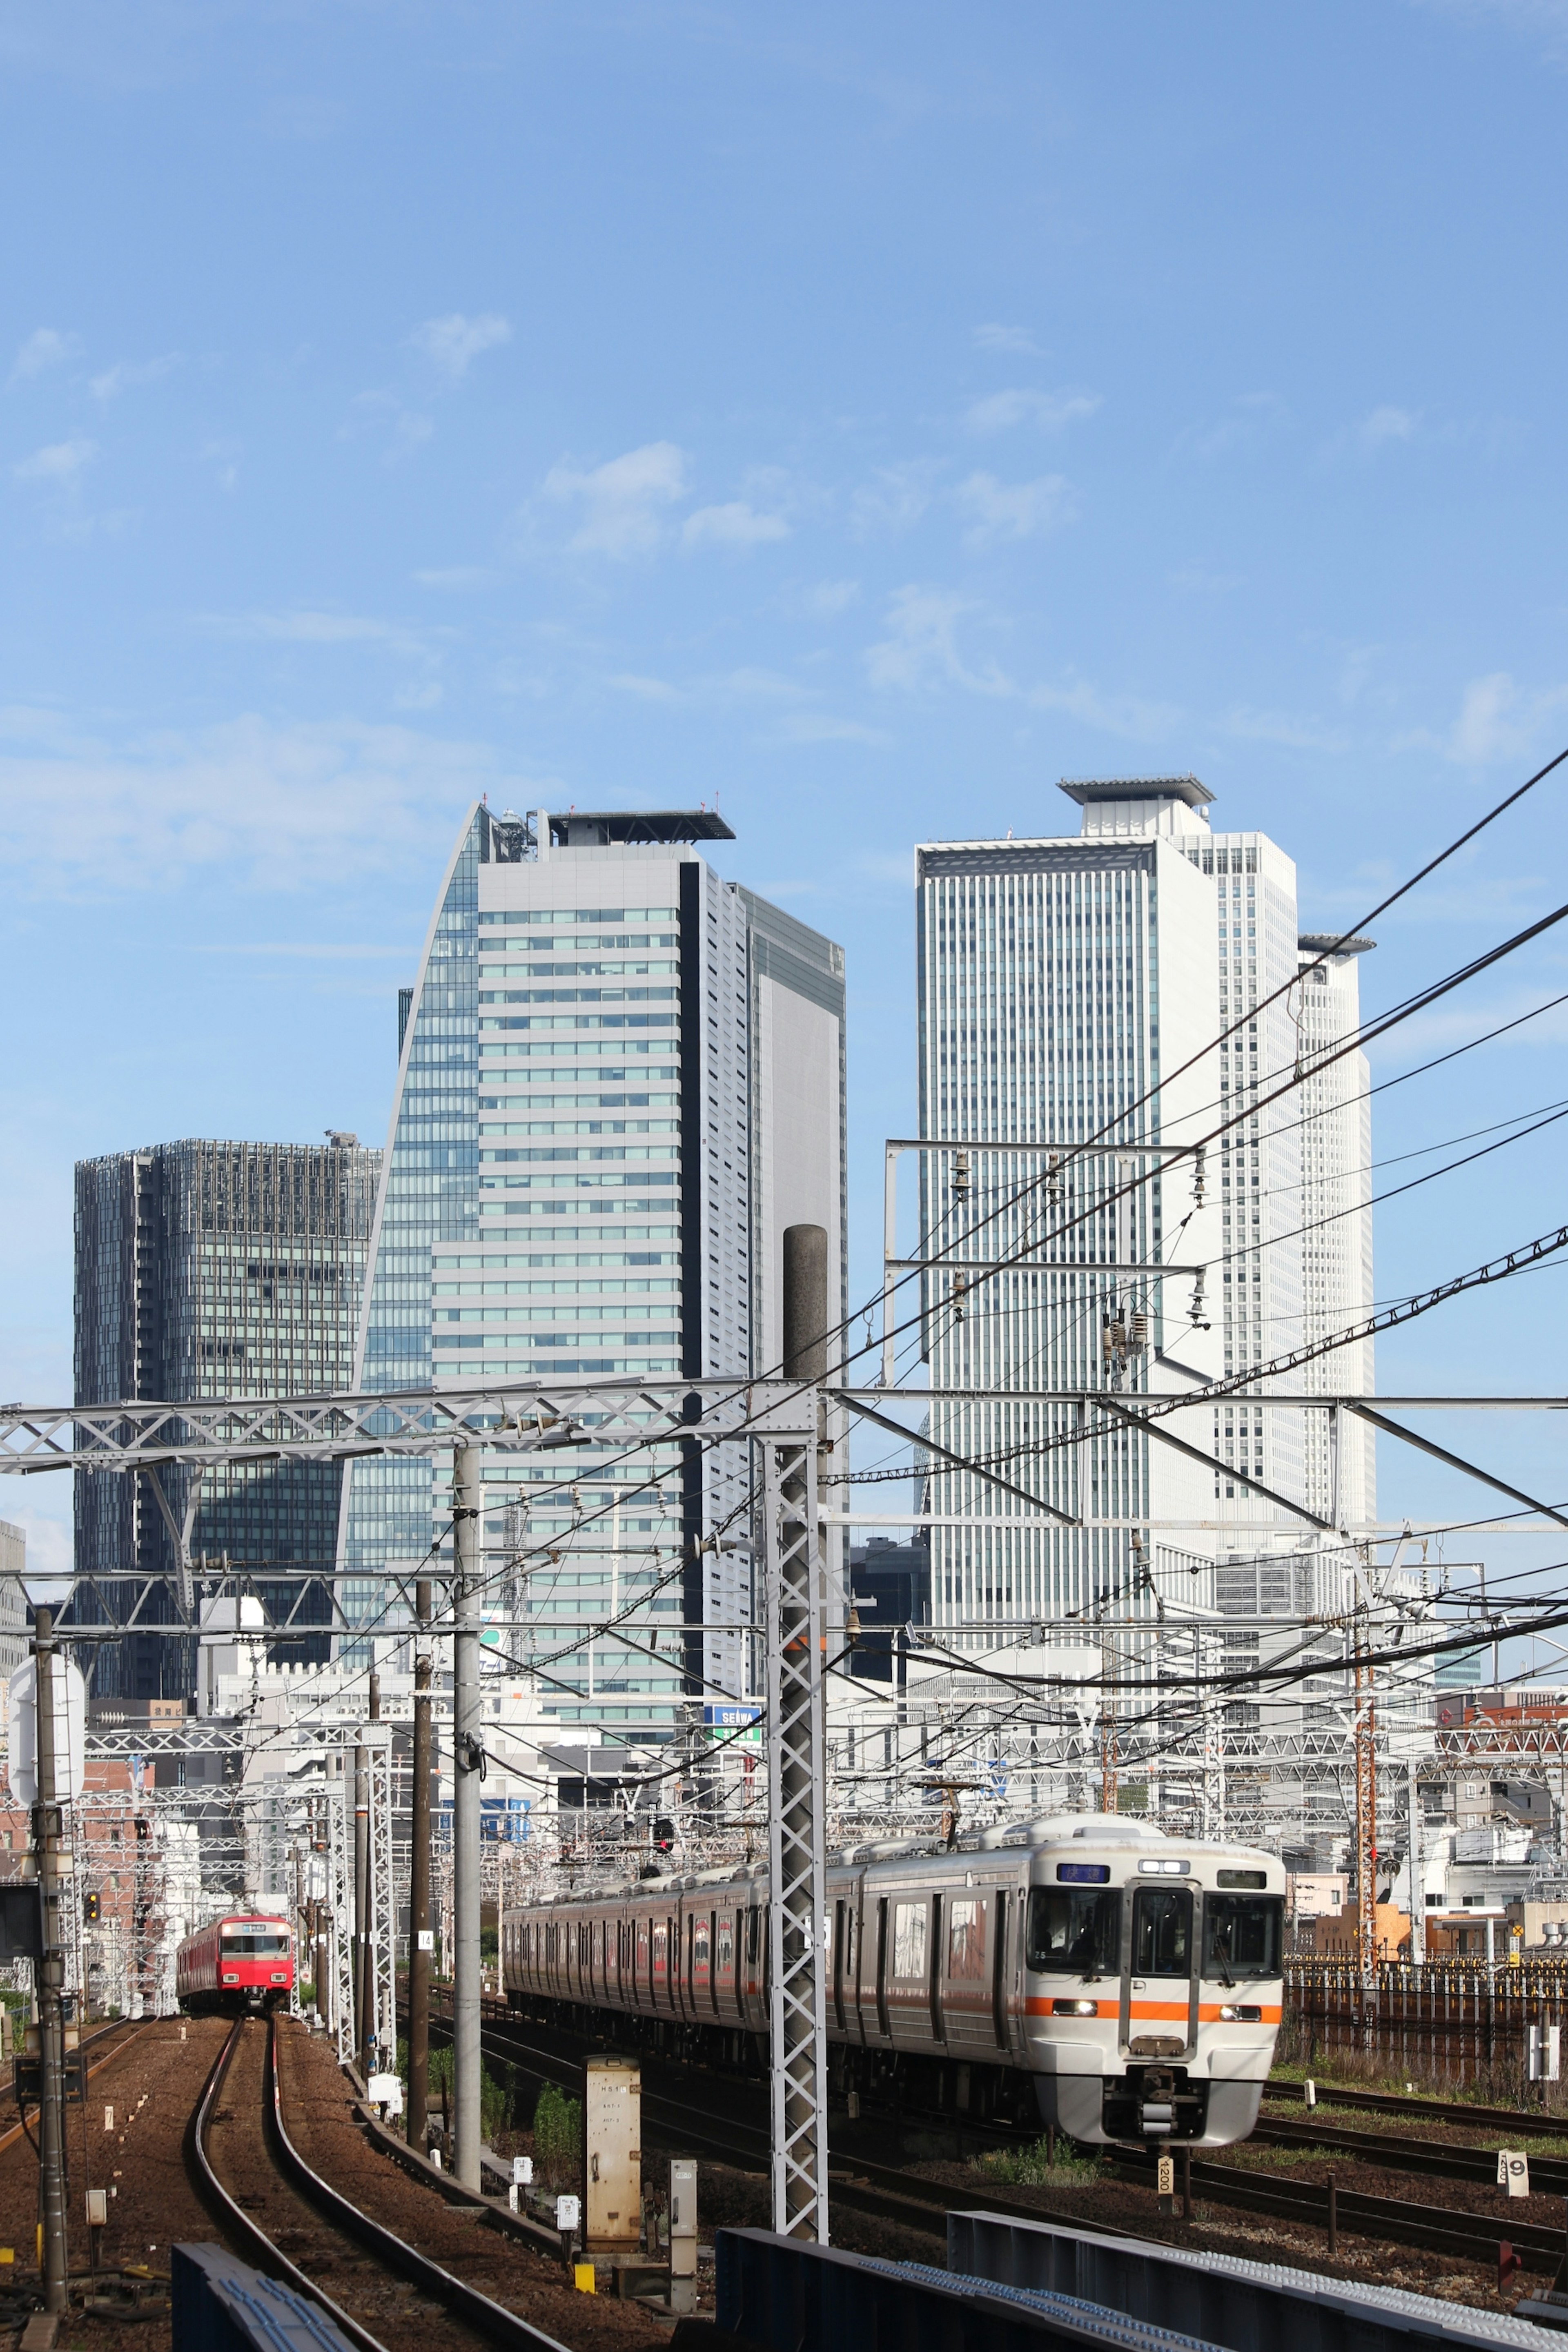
1286 1960 1568 2082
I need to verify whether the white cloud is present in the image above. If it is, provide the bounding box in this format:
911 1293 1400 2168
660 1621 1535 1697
964 387 1101 434
344 391 433 463
414 566 495 590
410 311 512 382
850 461 938 537
541 441 689 558
774 711 890 746
13 437 96 484
200 607 440 665
610 673 684 702
89 352 182 401
1025 677 1184 740
1358 403 1421 448
1185 392 1291 461
973 323 1040 354
0 712 512 897
1439 670 1568 766
953 470 1074 546
8 328 79 385
804 579 860 617
4 1513 72 1601
682 500 790 550
865 586 1011 696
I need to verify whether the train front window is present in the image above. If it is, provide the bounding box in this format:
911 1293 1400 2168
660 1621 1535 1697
1027 1888 1120 1978
1130 1887 1192 1978
1203 1894 1283 1982
221 1932 289 1956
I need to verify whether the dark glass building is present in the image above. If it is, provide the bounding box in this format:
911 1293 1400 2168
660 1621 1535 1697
849 1537 931 1684
73 1137 380 1700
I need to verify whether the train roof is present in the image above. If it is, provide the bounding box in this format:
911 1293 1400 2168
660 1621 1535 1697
506 1816 1283 1909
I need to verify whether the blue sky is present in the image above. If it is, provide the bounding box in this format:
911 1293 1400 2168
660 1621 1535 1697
3 1 1568 1642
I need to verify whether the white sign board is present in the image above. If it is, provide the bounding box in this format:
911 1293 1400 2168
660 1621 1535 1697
416 1929 435 1953
7 1658 87 1808
1498 2150 1531 2198
367 2073 403 2116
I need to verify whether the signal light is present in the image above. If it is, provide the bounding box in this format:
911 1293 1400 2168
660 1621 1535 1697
82 1894 99 1924
134 1818 151 1843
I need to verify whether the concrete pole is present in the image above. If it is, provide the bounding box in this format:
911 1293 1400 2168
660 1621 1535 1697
452 1442 483 2192
33 1610 69 2314
407 1577 433 2150
1408 1757 1425 1968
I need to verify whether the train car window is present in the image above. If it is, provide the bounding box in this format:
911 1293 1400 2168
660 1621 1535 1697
747 1906 761 1965
1203 1893 1283 1981
1131 1886 1193 1978
220 1933 289 1956
892 1900 928 1979
1027 1888 1120 1977
717 1914 733 1981
947 1898 987 1982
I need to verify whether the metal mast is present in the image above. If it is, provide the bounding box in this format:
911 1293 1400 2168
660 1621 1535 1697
452 1440 483 2192
766 1226 830 2243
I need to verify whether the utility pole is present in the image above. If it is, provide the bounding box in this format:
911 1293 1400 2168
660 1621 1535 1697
452 1441 483 2192
353 1722 370 2074
33 1610 69 2315
1353 1610 1378 1988
407 1577 433 2152
1407 1756 1425 1968
766 1225 829 2243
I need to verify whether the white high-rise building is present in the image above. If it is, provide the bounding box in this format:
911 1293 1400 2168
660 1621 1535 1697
340 804 847 1749
915 776 1376 1650
914 780 1225 1635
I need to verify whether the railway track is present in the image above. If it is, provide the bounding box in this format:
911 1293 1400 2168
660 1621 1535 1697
445 2000 1568 2276
1251 2109 1568 2191
1268 2075 1568 2139
192 2015 575 2352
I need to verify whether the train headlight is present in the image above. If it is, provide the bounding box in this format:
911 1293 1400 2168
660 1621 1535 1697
221 1973 239 1984
1218 2003 1261 2023
1051 1999 1099 2017
1137 1859 1190 1875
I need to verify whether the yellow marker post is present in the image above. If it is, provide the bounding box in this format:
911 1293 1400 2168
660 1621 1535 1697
0 2249 14 2265
573 2263 595 2294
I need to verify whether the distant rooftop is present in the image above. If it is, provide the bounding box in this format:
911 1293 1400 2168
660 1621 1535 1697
547 809 735 848
1299 932 1376 956
1058 774 1214 811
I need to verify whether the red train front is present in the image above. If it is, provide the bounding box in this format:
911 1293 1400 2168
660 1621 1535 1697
175 1914 294 2016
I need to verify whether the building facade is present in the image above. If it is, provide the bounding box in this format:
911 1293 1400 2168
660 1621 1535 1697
914 775 1377 1651
73 1138 380 1700
913 780 1225 1637
339 803 847 1748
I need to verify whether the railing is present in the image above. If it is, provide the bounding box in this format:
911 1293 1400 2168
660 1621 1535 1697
1284 1958 1568 2082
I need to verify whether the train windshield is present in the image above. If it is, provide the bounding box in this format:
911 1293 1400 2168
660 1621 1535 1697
1130 1887 1192 1978
221 1930 289 1956
1202 1893 1282 1981
1027 1888 1121 1977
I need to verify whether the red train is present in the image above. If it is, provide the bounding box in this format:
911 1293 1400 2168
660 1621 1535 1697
175 1914 294 2016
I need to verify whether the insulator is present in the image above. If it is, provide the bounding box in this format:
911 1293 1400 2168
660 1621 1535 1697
1192 1144 1206 1209
1130 1311 1149 1349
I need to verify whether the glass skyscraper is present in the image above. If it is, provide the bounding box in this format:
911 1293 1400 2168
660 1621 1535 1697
74 1136 380 1699
340 803 846 1746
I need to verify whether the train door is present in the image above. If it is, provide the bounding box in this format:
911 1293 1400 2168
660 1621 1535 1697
832 1898 847 2033
991 1890 1011 2051
887 1893 929 2047
1126 1882 1196 2056
929 1893 945 2044
941 1890 989 2049
873 1896 891 2040
716 1910 735 2020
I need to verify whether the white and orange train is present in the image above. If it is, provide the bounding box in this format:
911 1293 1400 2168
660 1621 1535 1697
175 1914 294 2016
503 1815 1285 2147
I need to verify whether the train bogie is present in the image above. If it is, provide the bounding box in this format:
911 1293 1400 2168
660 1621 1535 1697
501 1817 1285 2149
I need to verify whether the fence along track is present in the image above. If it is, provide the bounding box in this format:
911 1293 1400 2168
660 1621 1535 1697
1287 1960 1568 2083
192 2016 572 2352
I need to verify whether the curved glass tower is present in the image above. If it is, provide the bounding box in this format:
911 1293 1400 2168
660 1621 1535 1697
339 803 847 1757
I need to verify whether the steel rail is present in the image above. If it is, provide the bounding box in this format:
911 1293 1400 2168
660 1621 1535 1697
1251 2111 1568 2191
1267 2076 1568 2139
193 2016 573 2352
